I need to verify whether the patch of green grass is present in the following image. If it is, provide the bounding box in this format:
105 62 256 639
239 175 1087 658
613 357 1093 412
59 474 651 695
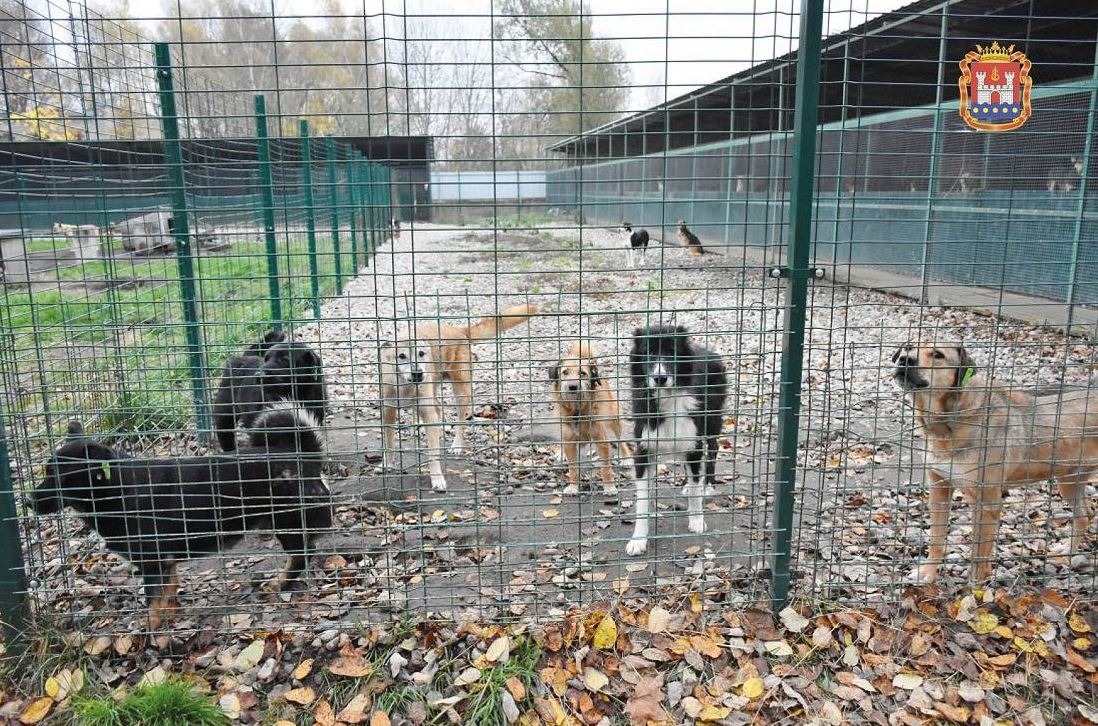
462 635 542 725
73 680 227 726
373 683 422 718
21 237 68 254
2 235 360 432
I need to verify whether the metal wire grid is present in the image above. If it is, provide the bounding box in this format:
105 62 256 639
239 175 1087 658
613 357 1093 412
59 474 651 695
0 0 1095 638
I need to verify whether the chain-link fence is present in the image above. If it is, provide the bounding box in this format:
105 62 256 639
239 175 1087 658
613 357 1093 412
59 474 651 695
1 0 1097 644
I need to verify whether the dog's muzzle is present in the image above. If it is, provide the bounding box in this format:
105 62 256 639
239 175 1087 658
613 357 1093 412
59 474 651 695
409 370 425 384
892 359 927 390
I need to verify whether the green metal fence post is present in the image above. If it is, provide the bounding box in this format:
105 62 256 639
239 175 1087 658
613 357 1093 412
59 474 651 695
155 42 210 435
364 162 376 263
347 150 360 273
325 137 343 295
918 6 950 303
254 95 283 324
299 120 321 319
0 411 29 649
358 156 373 264
770 0 825 610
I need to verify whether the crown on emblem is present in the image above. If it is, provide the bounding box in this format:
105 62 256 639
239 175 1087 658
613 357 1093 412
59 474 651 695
975 40 1014 61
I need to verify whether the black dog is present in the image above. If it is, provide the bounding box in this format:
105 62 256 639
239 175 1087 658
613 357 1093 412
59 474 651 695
626 324 727 555
32 405 331 629
213 329 327 451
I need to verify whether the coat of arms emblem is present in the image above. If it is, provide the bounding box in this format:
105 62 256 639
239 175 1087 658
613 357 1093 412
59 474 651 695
958 41 1032 132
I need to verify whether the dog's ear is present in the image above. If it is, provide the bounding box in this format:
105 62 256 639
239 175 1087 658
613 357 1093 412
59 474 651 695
264 328 286 345
588 363 601 385
300 347 321 370
548 364 559 382
891 344 910 364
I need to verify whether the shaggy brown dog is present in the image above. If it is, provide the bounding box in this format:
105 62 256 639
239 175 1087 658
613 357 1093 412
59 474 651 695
677 220 704 257
549 342 631 494
892 342 1095 583
381 304 539 491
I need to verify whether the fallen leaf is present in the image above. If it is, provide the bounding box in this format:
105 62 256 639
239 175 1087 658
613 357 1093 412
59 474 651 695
623 674 666 725
593 614 617 649
292 658 314 680
764 640 794 657
971 612 999 635
235 639 266 670
811 626 834 648
583 667 609 692
540 666 569 697
646 606 671 633
892 673 923 690
336 694 372 723
219 693 242 720
329 655 372 678
485 636 510 663
742 676 765 699
543 508 559 519
453 667 482 687
682 696 703 718
700 704 732 720
779 606 811 633
285 687 316 705
314 699 336 726
957 681 985 703
1069 613 1091 634
19 698 53 724
137 666 167 688
369 710 391 726
505 675 526 702
934 701 970 723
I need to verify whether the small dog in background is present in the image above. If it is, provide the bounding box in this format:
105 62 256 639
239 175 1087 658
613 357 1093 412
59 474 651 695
892 342 1095 583
676 220 705 257
626 325 728 555
618 222 650 268
213 329 327 451
380 304 539 491
1047 156 1083 192
390 217 402 240
549 341 631 495
31 405 331 629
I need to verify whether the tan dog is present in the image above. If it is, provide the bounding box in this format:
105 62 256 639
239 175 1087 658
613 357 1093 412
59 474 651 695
380 304 538 491
892 342 1094 583
549 342 631 495
677 220 704 257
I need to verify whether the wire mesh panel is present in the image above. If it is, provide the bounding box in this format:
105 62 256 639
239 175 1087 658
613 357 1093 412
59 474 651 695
0 0 1096 657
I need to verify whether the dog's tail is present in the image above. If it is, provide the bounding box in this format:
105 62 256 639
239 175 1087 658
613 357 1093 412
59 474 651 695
463 303 539 341
247 402 322 454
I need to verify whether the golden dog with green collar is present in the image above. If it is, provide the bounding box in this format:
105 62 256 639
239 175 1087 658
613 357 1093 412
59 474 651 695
892 342 1094 583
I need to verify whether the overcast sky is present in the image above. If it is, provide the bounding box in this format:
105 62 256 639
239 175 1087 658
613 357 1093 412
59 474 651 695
116 0 907 109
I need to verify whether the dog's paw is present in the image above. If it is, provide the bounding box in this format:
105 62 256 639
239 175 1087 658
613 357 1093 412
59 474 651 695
449 441 467 456
562 483 579 496
431 475 448 492
688 515 706 534
601 484 619 496
907 563 940 584
626 538 648 556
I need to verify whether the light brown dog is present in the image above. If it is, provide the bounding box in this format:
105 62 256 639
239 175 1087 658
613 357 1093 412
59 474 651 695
549 342 631 494
892 342 1094 583
381 304 538 491
677 220 704 257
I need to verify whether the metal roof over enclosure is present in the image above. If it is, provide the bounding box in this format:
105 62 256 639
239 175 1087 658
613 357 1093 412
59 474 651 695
549 0 1098 160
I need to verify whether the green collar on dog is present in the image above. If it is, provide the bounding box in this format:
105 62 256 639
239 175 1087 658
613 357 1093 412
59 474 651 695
960 367 976 387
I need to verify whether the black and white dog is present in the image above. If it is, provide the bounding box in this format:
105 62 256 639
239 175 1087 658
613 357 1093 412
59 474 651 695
618 222 650 268
213 329 327 451
626 325 728 555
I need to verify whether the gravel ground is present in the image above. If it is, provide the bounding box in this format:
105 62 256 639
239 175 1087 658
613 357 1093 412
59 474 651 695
26 221 1098 634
